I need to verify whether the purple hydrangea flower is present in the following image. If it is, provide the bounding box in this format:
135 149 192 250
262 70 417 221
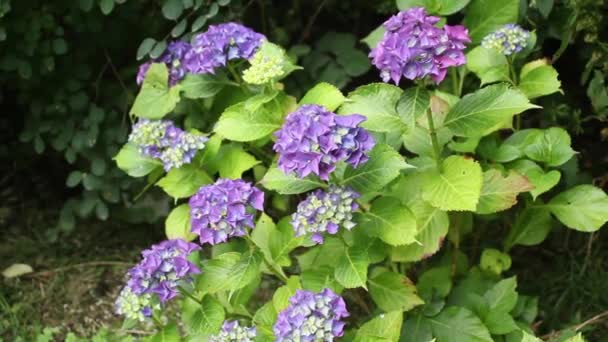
209 320 257 342
137 40 192 86
292 186 359 244
370 7 470 84
185 22 265 74
125 239 201 304
274 289 349 342
189 179 265 245
128 119 208 171
273 105 375 180
481 24 530 56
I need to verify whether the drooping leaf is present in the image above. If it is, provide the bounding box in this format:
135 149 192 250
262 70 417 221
421 155 483 211
338 83 406 132
429 306 493 342
354 311 403 342
368 269 424 312
547 185 608 232
463 0 519 43
130 63 182 119
361 197 418 246
518 60 562 99
476 170 534 214
342 144 410 194
260 165 325 194
299 82 345 111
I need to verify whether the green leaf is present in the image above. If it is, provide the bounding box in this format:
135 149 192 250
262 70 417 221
466 47 509 85
137 38 156 60
296 237 345 271
402 124 453 157
301 266 344 293
417 266 452 299
171 19 187 37
444 84 538 137
182 295 224 335
99 0 115 15
215 92 294 142
272 276 302 312
509 159 561 200
476 170 534 214
269 217 304 266
299 82 345 111
396 86 430 129
396 0 470 15
144 323 180 342
504 206 553 250
197 250 263 293
354 311 403 342
149 41 168 59
362 25 386 50
484 311 518 335
368 269 423 312
114 143 161 178
429 306 493 342
547 185 608 232
421 155 483 211
362 197 418 246
523 127 575 167
485 277 518 312
338 83 406 132
260 165 324 194
215 145 260 179
342 144 410 194
463 0 519 43
162 0 184 20
480 248 512 275
180 74 228 99
335 245 369 289
66 171 83 187
130 64 182 119
157 164 212 199
518 60 562 99
165 204 196 241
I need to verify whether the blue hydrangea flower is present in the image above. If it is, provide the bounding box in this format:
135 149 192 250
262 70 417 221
137 40 192 86
185 23 265 74
128 119 207 171
115 286 157 322
481 24 530 56
292 186 360 244
125 239 201 303
273 105 375 180
370 7 470 84
189 179 265 245
209 320 257 342
274 289 349 342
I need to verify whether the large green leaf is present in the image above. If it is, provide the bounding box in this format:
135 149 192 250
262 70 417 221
299 82 345 111
272 276 302 312
296 237 345 271
429 306 493 342
354 311 403 342
523 127 575 167
476 170 534 214
421 155 483 211
504 205 553 250
396 0 470 15
518 60 562 99
547 185 608 232
484 311 518 335
180 73 230 99
214 92 294 142
361 197 418 246
334 245 369 289
260 165 325 194
368 269 424 312
130 63 182 119
114 143 161 178
165 204 196 241
197 250 263 293
484 277 518 312
443 84 538 137
338 83 406 132
509 159 561 200
181 296 225 335
144 323 180 342
342 144 410 194
466 46 509 85
463 0 519 43
214 144 260 179
417 266 452 299
301 266 344 293
157 164 212 199
396 86 430 129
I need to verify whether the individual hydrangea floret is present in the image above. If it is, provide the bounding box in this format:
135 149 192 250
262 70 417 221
115 286 157 322
481 24 530 56
189 179 264 245
137 40 192 86
125 239 201 303
185 22 265 74
292 185 360 244
274 288 349 342
128 119 207 171
370 7 470 84
209 320 257 342
273 104 375 180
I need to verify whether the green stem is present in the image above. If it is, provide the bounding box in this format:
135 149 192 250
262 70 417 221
426 109 442 172
457 68 467 97
507 56 518 85
152 314 164 329
244 235 288 283
227 63 243 84
178 286 203 305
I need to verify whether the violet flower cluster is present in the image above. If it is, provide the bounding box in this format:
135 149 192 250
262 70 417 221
369 7 470 84
292 185 359 244
481 24 530 56
273 104 374 180
137 41 192 86
209 320 257 342
274 289 349 342
185 22 266 74
115 239 200 320
128 119 208 171
189 178 264 245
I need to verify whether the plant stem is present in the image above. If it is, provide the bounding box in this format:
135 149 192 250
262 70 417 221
426 109 442 172
178 286 203 305
227 63 243 84
244 235 288 283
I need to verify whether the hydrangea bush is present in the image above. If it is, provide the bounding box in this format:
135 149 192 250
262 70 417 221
113 6 608 341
